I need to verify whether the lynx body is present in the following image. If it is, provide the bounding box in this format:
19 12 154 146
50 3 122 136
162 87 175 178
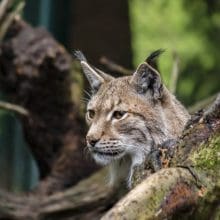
74 50 190 187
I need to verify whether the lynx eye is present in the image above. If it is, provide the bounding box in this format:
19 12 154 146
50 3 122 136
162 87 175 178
112 111 126 120
87 110 95 119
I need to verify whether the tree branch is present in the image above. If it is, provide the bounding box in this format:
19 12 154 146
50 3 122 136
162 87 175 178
99 56 132 75
0 0 25 41
169 50 180 94
188 93 218 113
0 0 12 22
0 100 29 116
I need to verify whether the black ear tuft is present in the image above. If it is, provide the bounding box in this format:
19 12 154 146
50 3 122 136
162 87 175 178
131 49 165 100
73 50 87 62
145 49 165 70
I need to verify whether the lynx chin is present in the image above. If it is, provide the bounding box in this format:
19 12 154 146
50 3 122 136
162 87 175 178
74 50 190 188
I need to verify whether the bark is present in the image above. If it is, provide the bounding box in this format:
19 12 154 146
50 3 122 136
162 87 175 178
0 17 98 194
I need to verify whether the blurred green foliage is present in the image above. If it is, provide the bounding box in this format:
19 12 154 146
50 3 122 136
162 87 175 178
129 0 220 105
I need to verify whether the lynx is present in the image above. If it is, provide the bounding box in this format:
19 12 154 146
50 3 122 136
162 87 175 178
74 50 190 187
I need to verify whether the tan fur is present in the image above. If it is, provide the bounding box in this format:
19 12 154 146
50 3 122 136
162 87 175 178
75 50 190 187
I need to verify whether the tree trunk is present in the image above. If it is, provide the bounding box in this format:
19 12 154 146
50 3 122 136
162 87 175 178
0 17 98 194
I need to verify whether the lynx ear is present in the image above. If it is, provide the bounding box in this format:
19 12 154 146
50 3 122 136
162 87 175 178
130 50 164 100
94 67 114 82
73 50 113 92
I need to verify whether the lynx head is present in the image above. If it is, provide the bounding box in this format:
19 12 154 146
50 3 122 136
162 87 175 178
74 50 189 186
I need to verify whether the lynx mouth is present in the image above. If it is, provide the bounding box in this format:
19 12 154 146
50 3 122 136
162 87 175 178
91 148 124 157
90 148 125 165
94 150 123 156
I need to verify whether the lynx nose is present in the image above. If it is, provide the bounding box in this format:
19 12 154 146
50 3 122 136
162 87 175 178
87 137 99 147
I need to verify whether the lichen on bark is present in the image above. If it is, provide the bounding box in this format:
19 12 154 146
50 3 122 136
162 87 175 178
190 135 220 172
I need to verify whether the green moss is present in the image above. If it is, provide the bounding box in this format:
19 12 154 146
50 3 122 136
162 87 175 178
190 135 220 172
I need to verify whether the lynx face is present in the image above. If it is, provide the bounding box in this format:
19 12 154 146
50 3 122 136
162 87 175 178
74 50 189 187
85 78 159 166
